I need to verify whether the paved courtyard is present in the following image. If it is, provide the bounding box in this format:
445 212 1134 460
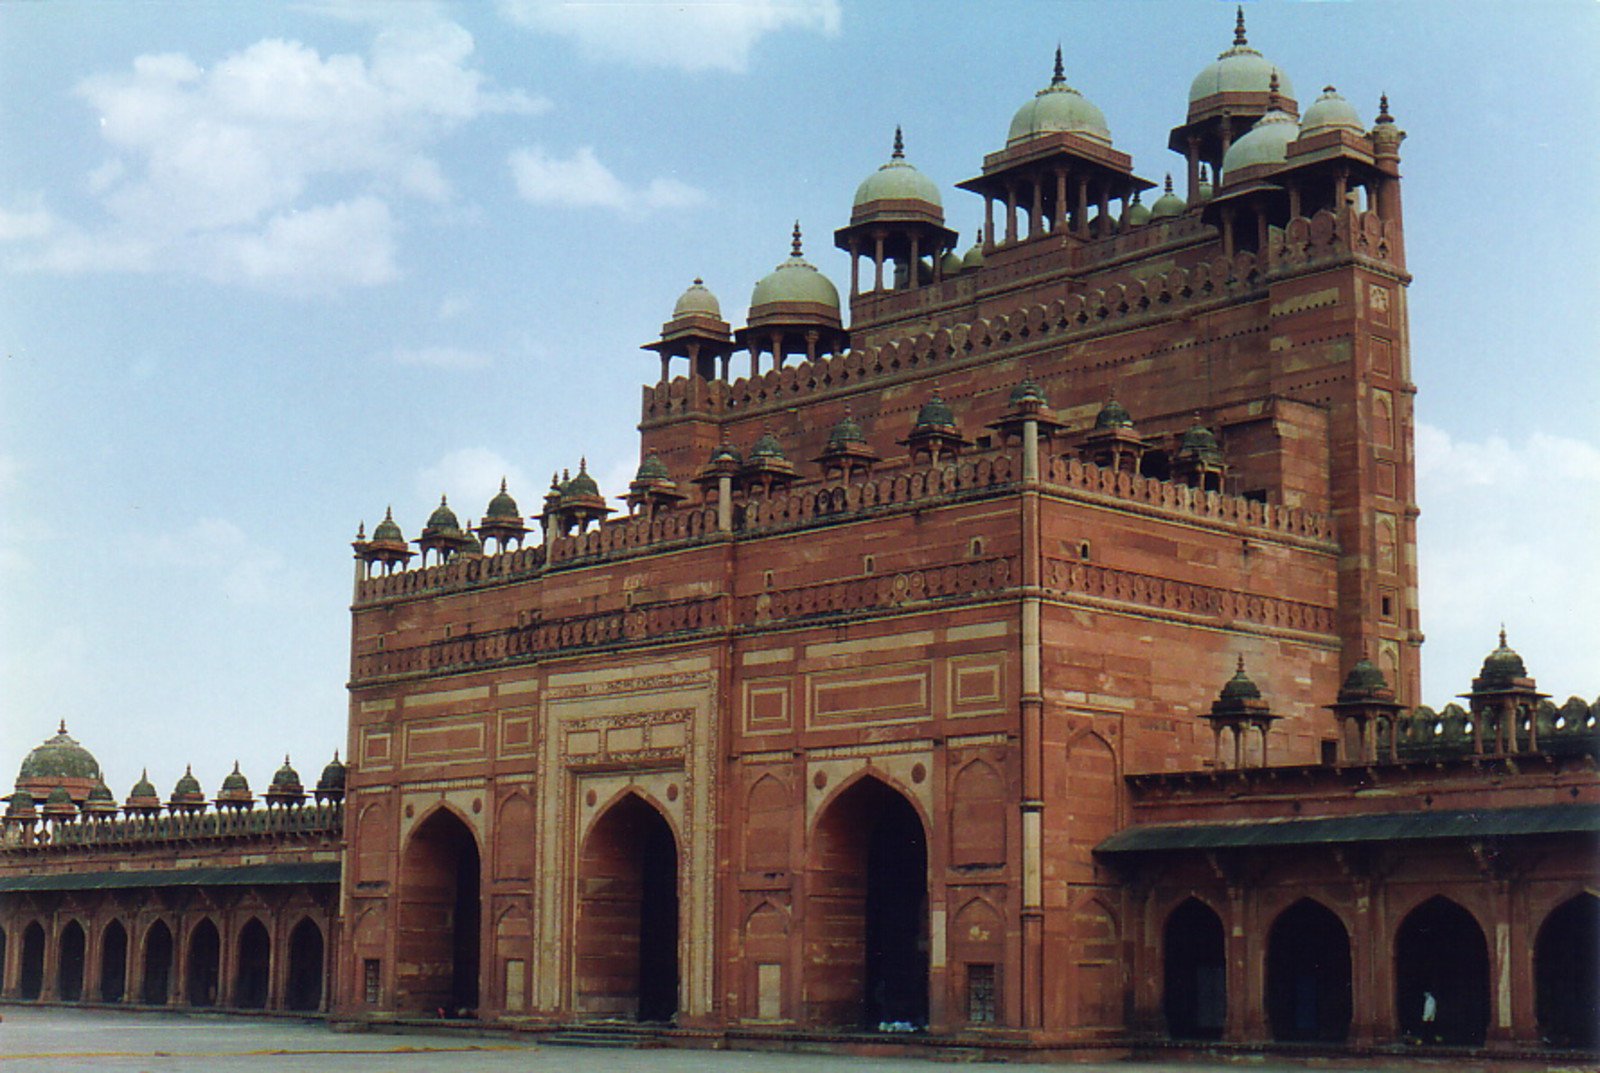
0 1007 1589 1073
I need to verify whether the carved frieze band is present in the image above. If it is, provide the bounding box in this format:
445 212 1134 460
1044 557 1335 635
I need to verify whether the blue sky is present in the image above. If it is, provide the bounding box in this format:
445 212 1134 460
2 1 1595 799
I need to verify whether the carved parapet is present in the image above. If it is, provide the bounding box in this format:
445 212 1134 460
737 557 1014 626
1043 558 1337 637
552 505 718 564
1043 455 1334 544
355 543 545 604
0 801 343 855
1267 207 1402 275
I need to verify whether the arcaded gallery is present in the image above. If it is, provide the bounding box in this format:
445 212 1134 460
4 11 1596 1060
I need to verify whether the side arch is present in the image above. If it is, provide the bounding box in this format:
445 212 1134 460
1162 897 1225 1040
1265 898 1351 1042
1394 895 1488 1046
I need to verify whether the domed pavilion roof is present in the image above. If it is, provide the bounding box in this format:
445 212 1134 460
1188 8 1296 109
1007 48 1111 146
18 722 101 785
750 224 841 314
1301 85 1365 136
672 278 723 319
853 127 942 214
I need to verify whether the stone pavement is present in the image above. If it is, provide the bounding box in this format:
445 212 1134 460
0 1008 1590 1073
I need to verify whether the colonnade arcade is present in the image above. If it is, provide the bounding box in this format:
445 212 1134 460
0 895 330 1012
1152 889 1599 1049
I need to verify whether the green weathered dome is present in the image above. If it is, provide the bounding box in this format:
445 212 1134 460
43 785 75 808
1180 420 1221 457
1220 662 1262 700
1008 50 1111 145
1009 379 1048 406
485 479 520 522
635 455 671 481
86 779 115 805
128 770 158 801
710 444 742 466
749 432 787 462
961 237 985 272
854 128 942 210
173 767 202 797
425 495 461 534
828 415 866 446
1301 85 1364 136
372 507 404 543
1094 398 1134 429
1339 658 1390 698
915 395 956 430
220 762 249 794
1123 194 1152 228
672 278 722 319
317 753 347 793
18 723 101 784
1479 630 1528 684
563 463 600 499
270 757 302 790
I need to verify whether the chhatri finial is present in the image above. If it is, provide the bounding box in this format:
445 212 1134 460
355 521 366 540
1268 70 1281 107
1235 653 1247 674
1377 93 1393 123
578 456 589 474
1052 45 1066 85
1234 5 1248 47
1499 624 1508 649
499 477 508 494
790 220 803 257
892 125 905 160
1163 173 1174 194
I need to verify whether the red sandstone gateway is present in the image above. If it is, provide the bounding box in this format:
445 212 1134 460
3 10 1596 1060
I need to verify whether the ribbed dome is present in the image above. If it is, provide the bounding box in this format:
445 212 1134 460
372 507 404 543
1094 397 1134 429
1009 379 1048 406
1300 85 1364 135
317 753 347 793
563 461 600 499
1220 661 1262 700
485 479 520 522
1220 107 1300 183
635 455 671 481
915 395 957 430
749 432 787 462
270 757 302 791
1188 11 1296 105
750 225 841 311
827 414 866 446
1479 629 1528 684
854 128 942 210
18 723 100 784
1338 657 1391 699
672 278 722 319
220 762 249 794
424 496 461 534
1008 49 1111 146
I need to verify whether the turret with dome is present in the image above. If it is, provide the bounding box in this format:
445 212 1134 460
734 223 847 376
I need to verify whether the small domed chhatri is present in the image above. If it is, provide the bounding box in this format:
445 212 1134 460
1219 77 1301 185
1149 175 1186 221
1476 628 1530 687
1008 47 1112 146
315 752 347 804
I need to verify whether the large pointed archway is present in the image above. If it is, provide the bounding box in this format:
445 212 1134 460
396 808 482 1016
187 919 221 1007
285 917 325 1012
141 920 174 1005
804 775 929 1030
1535 892 1599 1050
19 922 44 1000
1266 899 1351 1042
235 918 271 1009
100 920 128 1003
58 920 86 1001
1163 898 1226 1040
1395 896 1488 1046
573 792 680 1022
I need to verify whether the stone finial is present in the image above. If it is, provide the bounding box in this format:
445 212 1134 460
892 125 904 160
791 220 803 257
1234 5 1247 47
1052 45 1065 86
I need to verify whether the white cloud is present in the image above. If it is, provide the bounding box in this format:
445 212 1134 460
2 19 545 292
1416 422 1600 702
415 448 533 519
388 344 494 370
509 145 706 215
131 518 304 608
499 0 842 73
